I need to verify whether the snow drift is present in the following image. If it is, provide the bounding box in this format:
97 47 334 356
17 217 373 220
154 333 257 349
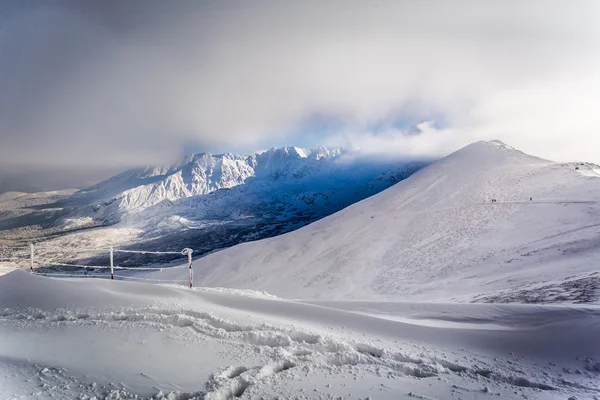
1 270 599 399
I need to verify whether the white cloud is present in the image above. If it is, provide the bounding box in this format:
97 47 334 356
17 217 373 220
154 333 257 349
0 0 599 175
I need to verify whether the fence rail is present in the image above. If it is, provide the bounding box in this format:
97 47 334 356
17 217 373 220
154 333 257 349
0 244 195 288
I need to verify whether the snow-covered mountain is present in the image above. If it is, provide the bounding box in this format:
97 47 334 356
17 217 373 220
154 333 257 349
1 146 427 264
82 152 256 216
157 140 600 303
71 146 419 224
3 141 600 400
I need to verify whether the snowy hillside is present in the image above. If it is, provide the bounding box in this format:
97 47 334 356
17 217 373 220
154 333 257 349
1 270 599 399
80 152 256 221
157 140 600 303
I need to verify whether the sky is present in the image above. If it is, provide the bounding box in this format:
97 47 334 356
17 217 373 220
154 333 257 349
0 0 599 191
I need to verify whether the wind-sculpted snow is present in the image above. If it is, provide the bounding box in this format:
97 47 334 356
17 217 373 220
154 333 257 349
1 271 599 399
156 141 600 303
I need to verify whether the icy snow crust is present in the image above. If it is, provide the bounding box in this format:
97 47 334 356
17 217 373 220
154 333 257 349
1 270 599 399
156 141 600 303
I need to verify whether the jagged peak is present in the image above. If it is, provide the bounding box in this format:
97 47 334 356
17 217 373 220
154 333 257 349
260 146 310 157
292 146 310 158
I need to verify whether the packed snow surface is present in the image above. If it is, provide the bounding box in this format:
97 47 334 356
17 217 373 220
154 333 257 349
156 141 600 303
1 270 599 399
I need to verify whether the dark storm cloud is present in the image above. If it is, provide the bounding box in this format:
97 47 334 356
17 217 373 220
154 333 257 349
0 0 598 182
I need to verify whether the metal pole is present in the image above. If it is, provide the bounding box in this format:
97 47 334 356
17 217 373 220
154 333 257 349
186 248 194 288
30 243 34 273
109 246 114 280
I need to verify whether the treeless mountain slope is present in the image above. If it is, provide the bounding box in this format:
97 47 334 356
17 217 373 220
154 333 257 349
159 141 600 302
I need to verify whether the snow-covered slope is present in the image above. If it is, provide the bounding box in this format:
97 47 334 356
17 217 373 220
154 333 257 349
2 270 599 399
157 140 600 303
82 152 255 219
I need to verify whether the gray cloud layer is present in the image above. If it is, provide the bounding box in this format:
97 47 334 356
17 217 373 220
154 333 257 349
1 0 599 180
